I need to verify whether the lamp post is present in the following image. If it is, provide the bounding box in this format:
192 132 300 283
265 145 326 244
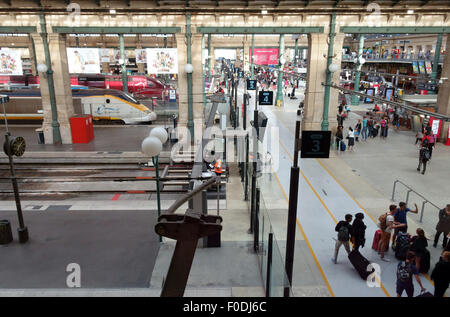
184 63 194 142
142 127 168 242
1 95 28 243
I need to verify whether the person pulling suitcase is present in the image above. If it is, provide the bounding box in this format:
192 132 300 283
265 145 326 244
332 214 353 264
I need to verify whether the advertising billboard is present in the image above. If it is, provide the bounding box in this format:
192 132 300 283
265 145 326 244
250 48 279 65
146 48 178 74
67 48 100 74
425 61 433 74
418 60 426 74
412 61 419 74
135 49 147 64
0 49 23 75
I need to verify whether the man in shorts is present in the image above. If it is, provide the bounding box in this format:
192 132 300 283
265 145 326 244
379 205 406 262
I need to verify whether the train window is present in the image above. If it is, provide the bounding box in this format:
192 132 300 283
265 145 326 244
106 99 110 103
147 81 154 87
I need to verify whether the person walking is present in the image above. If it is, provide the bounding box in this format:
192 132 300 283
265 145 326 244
352 213 367 251
355 119 362 142
378 204 405 262
434 204 450 249
380 117 388 139
335 126 344 150
417 139 431 175
396 251 426 297
362 116 368 141
368 117 374 138
347 127 355 151
431 251 450 297
392 202 419 249
332 214 353 264
422 130 435 159
409 228 429 273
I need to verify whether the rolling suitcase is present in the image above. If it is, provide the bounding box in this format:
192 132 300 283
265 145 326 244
348 249 374 280
372 229 388 252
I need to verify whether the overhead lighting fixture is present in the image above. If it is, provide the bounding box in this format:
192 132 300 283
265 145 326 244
110 9 116 14
261 9 268 14
407 10 414 14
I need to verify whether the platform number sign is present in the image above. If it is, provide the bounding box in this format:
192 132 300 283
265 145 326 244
247 79 257 90
258 91 273 106
300 131 331 159
238 70 244 78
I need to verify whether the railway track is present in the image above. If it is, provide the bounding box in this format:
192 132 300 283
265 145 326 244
0 160 226 199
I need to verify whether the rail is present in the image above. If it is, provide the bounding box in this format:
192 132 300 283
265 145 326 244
391 179 441 223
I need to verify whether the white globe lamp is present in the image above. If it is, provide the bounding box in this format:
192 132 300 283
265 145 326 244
184 63 194 74
37 63 48 73
141 136 162 157
328 63 339 73
359 57 366 65
150 127 168 144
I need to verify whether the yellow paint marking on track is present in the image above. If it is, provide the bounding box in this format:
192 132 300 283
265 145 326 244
277 138 391 297
273 171 335 297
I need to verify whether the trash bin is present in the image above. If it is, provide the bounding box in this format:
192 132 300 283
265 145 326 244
0 219 13 245
35 128 44 144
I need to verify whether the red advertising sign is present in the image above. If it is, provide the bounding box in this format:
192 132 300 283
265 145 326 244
250 48 279 65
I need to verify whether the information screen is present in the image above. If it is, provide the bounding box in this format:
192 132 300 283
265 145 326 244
258 91 273 105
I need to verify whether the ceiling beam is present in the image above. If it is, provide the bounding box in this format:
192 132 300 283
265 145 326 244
196 26 324 34
52 26 181 34
340 26 450 34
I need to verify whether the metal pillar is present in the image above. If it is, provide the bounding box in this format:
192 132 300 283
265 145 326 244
202 34 206 108
292 37 299 83
352 34 365 105
208 34 212 75
186 13 194 141
432 33 443 80
322 12 336 131
119 34 128 93
275 34 285 107
250 34 255 80
284 108 302 297
152 155 162 243
39 12 62 145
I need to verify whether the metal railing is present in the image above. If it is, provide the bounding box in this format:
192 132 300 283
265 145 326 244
392 179 441 223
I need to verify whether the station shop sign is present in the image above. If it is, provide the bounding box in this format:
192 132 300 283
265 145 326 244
250 48 279 65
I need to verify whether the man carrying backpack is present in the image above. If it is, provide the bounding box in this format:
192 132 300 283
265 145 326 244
332 214 353 264
379 205 406 262
417 138 431 174
396 251 426 297
392 202 419 249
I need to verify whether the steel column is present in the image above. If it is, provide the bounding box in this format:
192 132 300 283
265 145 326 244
322 12 336 131
432 33 443 80
202 34 206 108
352 34 365 105
119 34 128 93
275 34 285 107
208 34 212 77
39 12 62 145
250 34 255 80
186 13 194 141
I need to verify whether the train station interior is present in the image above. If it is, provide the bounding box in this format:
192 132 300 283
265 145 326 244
0 0 449 299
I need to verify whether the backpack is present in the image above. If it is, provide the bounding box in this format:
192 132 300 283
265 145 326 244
422 137 429 147
397 261 413 283
337 225 350 241
378 213 388 231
